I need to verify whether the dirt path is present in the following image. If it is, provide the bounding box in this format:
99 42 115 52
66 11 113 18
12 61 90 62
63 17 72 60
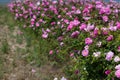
0 25 64 80
0 25 37 80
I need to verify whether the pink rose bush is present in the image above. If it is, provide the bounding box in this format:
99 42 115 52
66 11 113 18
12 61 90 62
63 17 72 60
9 0 120 79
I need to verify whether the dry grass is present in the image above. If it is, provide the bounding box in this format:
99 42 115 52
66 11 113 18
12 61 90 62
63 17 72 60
0 6 65 80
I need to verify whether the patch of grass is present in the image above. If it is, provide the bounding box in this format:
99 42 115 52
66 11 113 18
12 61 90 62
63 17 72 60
0 58 4 79
0 6 16 31
1 39 9 54
16 34 24 44
24 37 50 67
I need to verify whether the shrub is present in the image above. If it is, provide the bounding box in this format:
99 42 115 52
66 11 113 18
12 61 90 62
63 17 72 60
8 0 120 79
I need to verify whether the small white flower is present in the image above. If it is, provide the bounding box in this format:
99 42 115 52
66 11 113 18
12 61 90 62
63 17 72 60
96 41 102 47
54 77 58 80
57 21 60 25
60 42 64 46
84 67 86 70
31 69 36 73
61 77 67 80
93 52 101 57
115 64 120 70
36 1 40 6
114 56 120 62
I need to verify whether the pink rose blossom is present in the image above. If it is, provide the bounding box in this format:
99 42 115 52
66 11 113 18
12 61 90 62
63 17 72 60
115 69 120 79
36 22 39 27
49 50 53 55
107 35 113 41
118 46 120 52
67 24 73 31
46 28 51 33
102 28 109 35
116 22 120 29
82 49 89 57
70 53 74 57
84 45 89 50
71 31 80 38
31 69 36 73
79 23 87 31
115 64 120 70
105 51 114 61
109 26 117 31
75 9 81 14
102 16 108 22
57 36 63 42
85 37 93 45
85 24 94 32
93 28 99 35
105 70 111 75
71 19 80 26
42 33 48 39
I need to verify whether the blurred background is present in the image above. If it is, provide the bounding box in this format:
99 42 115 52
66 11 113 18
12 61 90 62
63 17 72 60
0 0 120 5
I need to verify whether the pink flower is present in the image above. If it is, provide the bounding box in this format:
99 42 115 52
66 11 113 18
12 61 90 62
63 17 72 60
71 19 80 26
71 31 80 38
58 15 61 18
67 20 80 31
49 50 53 55
64 19 69 24
109 26 117 31
46 28 51 33
90 32 97 38
67 24 73 31
83 17 91 21
51 22 56 25
57 36 63 42
118 46 120 52
82 7 90 16
99 7 111 15
31 18 35 25
70 53 74 57
79 23 87 31
107 35 113 41
116 22 120 29
84 45 89 50
75 70 79 74
36 22 39 27
105 51 114 61
93 28 99 35
115 69 120 78
102 28 109 35
31 69 36 73
33 15 36 19
82 49 89 57
102 16 108 22
75 9 81 14
115 64 120 70
105 70 111 75
42 33 48 39
85 37 93 45
85 24 94 32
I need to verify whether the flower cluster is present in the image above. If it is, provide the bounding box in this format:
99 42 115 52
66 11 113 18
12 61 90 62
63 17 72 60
9 0 120 79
